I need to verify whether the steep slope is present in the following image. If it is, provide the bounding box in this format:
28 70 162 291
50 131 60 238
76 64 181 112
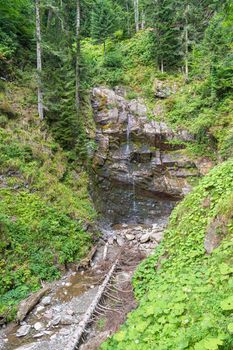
101 159 233 350
0 83 96 323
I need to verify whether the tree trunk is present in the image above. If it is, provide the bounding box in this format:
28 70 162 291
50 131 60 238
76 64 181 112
141 9 145 29
184 4 189 81
126 0 131 36
134 0 139 32
47 8 52 29
184 26 189 80
161 59 164 73
35 0 44 120
75 0 81 114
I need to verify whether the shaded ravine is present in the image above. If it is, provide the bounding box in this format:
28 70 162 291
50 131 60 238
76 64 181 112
0 223 166 350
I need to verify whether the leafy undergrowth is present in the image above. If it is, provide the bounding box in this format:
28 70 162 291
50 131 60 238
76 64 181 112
101 159 233 350
0 83 96 322
164 82 233 160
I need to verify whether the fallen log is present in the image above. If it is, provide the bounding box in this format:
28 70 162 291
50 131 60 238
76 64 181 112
66 259 118 350
77 245 97 270
16 285 50 323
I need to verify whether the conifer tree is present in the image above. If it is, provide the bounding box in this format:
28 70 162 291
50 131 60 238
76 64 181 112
75 0 81 113
143 0 180 71
91 0 117 56
35 0 44 120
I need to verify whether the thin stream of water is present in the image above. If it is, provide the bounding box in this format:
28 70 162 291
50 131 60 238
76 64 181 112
126 114 131 155
126 115 137 215
132 176 136 212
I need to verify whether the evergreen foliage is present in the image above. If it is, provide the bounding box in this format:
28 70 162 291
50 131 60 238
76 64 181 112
91 0 118 55
0 0 33 76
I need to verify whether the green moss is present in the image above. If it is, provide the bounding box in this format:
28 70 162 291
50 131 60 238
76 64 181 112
101 159 233 350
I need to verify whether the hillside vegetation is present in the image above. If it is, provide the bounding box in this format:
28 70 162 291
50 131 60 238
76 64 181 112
102 160 233 350
93 4 233 350
0 83 95 322
0 1 233 348
83 6 233 161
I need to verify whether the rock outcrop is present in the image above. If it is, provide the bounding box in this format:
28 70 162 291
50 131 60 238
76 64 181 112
91 87 199 224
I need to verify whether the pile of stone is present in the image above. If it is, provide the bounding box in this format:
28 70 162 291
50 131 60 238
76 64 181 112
107 223 166 255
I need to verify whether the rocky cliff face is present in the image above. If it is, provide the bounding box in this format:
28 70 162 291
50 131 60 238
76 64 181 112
91 87 199 225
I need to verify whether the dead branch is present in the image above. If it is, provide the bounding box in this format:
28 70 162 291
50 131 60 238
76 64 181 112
98 304 122 314
103 242 109 260
112 286 133 293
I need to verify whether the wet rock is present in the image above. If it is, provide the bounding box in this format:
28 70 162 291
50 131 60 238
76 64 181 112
150 231 164 242
16 324 31 337
34 322 45 331
117 236 125 247
44 309 53 320
125 234 135 241
108 236 115 245
65 282 72 287
140 232 151 244
44 330 52 335
60 315 74 325
36 305 45 313
41 296 52 306
134 226 143 231
50 315 61 326
33 332 44 338
67 309 74 316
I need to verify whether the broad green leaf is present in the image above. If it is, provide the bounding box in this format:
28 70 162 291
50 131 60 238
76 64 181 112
227 323 233 333
220 296 233 310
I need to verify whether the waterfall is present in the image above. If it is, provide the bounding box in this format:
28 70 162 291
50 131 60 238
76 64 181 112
132 175 137 213
126 114 137 215
126 115 131 155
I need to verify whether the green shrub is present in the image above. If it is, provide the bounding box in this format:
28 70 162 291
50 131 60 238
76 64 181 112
103 51 123 68
0 114 8 127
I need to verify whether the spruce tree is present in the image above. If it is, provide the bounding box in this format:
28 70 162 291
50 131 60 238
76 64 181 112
91 0 117 56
